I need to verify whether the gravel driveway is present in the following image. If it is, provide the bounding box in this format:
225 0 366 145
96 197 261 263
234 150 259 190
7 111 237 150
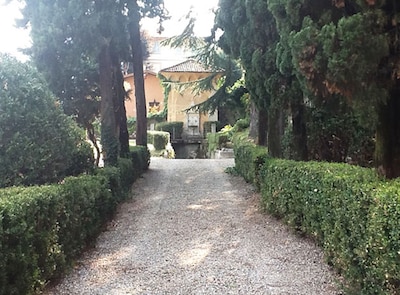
44 158 340 295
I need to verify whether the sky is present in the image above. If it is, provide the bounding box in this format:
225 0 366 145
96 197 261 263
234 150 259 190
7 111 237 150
0 0 31 60
146 0 219 36
0 0 219 61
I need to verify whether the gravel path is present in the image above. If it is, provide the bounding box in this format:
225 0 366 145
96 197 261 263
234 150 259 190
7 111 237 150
44 158 340 295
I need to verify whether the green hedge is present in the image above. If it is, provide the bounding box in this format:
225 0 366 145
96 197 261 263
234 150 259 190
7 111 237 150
0 174 112 294
0 54 94 188
203 121 222 137
155 121 183 140
206 133 228 156
0 148 150 295
147 131 169 150
233 141 268 190
232 118 250 132
233 141 400 294
129 145 150 181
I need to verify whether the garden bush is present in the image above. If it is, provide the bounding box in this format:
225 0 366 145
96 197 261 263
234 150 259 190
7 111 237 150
0 147 150 295
233 141 268 189
259 159 399 294
203 121 222 137
206 133 219 156
0 54 93 188
233 139 400 294
0 175 111 295
147 131 169 150
232 118 250 132
155 121 183 139
117 157 135 194
129 145 150 181
364 182 400 294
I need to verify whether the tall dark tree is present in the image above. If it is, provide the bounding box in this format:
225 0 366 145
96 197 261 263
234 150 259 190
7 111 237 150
99 41 119 165
0 54 92 187
127 0 168 147
17 1 102 164
128 1 148 147
216 0 287 157
267 0 310 160
20 0 128 165
20 0 167 164
270 0 399 177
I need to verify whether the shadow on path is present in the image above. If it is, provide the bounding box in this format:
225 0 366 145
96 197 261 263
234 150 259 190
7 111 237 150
44 158 340 295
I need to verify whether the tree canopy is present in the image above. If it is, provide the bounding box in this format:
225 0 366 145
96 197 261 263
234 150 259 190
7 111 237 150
19 0 167 165
0 54 93 187
213 0 399 178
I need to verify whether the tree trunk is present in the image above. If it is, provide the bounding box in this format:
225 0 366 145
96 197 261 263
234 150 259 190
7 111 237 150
86 122 101 167
99 42 119 166
119 93 130 156
267 105 284 158
375 87 400 179
258 107 268 146
112 55 130 156
129 0 147 146
248 101 259 140
290 97 308 161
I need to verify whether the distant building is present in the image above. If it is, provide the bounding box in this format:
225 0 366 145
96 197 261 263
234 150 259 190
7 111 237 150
124 34 190 120
159 59 221 138
123 70 164 119
122 34 192 76
123 33 222 139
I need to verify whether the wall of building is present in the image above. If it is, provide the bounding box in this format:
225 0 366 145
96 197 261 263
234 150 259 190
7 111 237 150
161 72 218 138
124 72 164 119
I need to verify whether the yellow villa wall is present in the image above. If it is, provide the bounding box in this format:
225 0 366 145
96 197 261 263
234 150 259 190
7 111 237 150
124 72 164 119
124 68 219 138
160 72 219 137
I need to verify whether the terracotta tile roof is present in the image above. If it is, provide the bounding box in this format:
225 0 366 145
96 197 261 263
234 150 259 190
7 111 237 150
160 59 221 73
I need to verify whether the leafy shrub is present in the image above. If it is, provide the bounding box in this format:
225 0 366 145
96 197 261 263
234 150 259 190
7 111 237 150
64 141 95 176
233 138 400 294
363 182 400 294
259 159 400 294
206 125 237 157
129 145 150 180
233 118 250 132
203 121 222 137
127 117 137 137
147 131 169 150
233 141 268 189
56 175 114 259
0 145 151 295
117 157 135 195
219 124 234 139
155 121 183 139
0 54 93 187
0 176 110 295
0 186 60 294
206 133 219 156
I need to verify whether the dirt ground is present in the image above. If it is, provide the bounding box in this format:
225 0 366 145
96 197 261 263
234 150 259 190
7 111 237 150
44 158 340 295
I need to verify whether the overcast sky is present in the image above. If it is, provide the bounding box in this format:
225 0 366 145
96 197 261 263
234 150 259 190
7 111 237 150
146 0 219 36
0 0 219 61
0 1 30 60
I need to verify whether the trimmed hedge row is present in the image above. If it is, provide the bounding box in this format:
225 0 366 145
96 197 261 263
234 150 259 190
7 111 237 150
234 142 400 294
155 121 183 139
233 141 268 190
128 145 151 182
147 131 170 150
0 148 150 295
203 121 223 137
